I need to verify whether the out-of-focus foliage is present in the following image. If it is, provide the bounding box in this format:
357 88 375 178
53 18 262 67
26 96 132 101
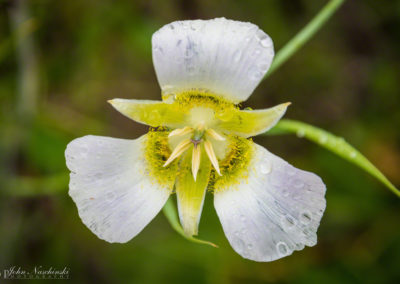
0 0 399 283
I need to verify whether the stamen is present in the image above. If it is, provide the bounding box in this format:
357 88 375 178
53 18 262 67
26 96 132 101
206 129 225 141
168 126 193 138
191 144 201 181
163 139 192 167
204 140 221 176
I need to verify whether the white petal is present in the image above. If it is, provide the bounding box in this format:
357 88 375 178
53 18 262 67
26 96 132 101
152 18 274 103
214 143 326 262
65 135 172 243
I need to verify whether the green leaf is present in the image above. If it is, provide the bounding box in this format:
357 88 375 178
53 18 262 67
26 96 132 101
162 197 218 248
266 119 400 198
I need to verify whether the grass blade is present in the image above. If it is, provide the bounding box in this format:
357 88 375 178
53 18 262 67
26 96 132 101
267 119 400 197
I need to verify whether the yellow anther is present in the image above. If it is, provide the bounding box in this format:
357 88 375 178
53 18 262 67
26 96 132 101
168 126 193 138
206 129 225 141
163 138 192 167
204 140 221 176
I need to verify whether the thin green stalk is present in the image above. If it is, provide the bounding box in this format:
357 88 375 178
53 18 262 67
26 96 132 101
264 0 345 79
267 119 400 198
163 198 218 248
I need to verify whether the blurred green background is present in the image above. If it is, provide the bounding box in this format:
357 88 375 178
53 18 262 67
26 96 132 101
1 0 399 283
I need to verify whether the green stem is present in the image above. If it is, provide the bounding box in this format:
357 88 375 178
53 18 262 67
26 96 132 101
267 119 400 198
264 0 345 79
162 197 218 248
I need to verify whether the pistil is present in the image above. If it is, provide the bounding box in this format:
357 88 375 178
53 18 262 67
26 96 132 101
164 126 225 181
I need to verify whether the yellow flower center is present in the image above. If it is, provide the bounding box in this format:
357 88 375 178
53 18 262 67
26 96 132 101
143 90 254 190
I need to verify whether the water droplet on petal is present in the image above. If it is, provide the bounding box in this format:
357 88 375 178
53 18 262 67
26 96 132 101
118 210 128 218
234 231 240 237
247 244 253 250
282 190 289 197
260 37 273 48
294 179 304 189
300 211 312 224
260 159 272 174
270 171 285 187
255 30 272 48
184 48 194 59
248 67 263 81
287 168 296 176
281 215 296 229
106 191 116 202
252 49 261 56
233 50 242 62
276 241 289 256
258 60 270 71
240 214 246 221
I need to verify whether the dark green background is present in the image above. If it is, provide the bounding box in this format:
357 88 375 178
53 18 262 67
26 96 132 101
1 0 399 283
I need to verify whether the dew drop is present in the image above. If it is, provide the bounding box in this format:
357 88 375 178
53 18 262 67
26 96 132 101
241 228 247 234
260 37 273 48
190 21 202 31
260 160 272 174
270 171 285 187
248 68 263 81
234 231 240 237
84 176 93 182
319 135 328 144
169 24 175 30
258 60 270 71
294 179 304 189
296 129 305 138
255 30 272 48
292 194 300 201
287 168 296 176
281 215 296 229
184 48 194 59
252 49 261 56
350 151 357 158
300 212 312 224
232 50 242 62
106 191 116 202
118 210 128 218
153 45 163 55
247 244 253 250
240 215 246 221
282 190 289 197
276 241 289 256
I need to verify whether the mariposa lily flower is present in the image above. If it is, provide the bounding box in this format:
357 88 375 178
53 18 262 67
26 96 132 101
65 18 326 262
